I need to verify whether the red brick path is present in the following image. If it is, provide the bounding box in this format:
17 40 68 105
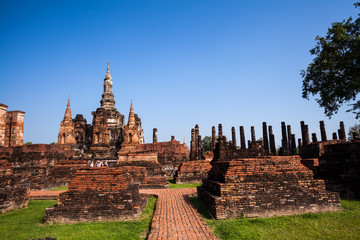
30 188 217 239
140 188 217 240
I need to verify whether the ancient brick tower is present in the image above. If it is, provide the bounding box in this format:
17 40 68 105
58 97 76 144
0 103 25 147
92 63 125 150
123 100 144 144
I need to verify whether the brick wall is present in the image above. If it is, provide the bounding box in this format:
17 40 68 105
0 159 29 213
175 160 212 183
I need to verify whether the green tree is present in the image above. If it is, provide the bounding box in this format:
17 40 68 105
24 142 32 145
348 123 360 140
202 136 211 153
301 2 360 118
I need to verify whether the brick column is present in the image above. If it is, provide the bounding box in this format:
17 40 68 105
281 122 288 155
339 121 346 140
269 125 276 155
301 121 310 145
320 121 327 142
153 128 158 143
262 122 269 152
312 133 318 143
298 138 302 148
231 127 236 148
211 126 216 151
291 134 296 154
240 126 246 149
195 124 199 160
0 103 8 147
197 135 202 160
332 132 338 140
190 128 195 160
251 126 255 143
287 125 292 153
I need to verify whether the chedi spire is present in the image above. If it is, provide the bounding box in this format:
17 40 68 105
100 62 115 109
128 100 135 128
64 96 72 121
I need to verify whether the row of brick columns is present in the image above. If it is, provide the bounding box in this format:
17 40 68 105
202 120 347 156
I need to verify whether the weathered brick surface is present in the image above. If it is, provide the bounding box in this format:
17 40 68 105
44 167 147 223
0 104 8 147
135 140 190 176
198 156 340 219
315 141 360 198
1 144 86 190
175 160 212 183
0 159 29 213
141 176 169 189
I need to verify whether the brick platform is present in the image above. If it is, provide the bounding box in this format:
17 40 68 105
44 167 147 223
140 188 216 240
198 156 341 219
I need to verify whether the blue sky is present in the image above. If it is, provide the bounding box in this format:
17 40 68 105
0 0 359 146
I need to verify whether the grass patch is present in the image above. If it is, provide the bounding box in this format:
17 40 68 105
48 186 68 191
167 179 201 188
190 196 360 240
0 196 157 240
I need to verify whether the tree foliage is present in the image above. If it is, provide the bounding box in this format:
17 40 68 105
348 123 360 140
301 3 360 118
202 136 211 153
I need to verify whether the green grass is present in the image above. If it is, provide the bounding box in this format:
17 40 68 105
167 178 201 188
0 196 157 240
190 196 360 240
48 186 69 191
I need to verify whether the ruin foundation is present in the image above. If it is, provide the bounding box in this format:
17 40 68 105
198 156 340 219
44 167 147 224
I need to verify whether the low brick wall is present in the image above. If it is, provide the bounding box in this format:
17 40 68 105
44 167 147 224
141 177 169 189
198 156 340 219
175 160 212 183
0 159 29 213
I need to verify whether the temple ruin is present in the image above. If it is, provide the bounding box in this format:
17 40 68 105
197 124 341 219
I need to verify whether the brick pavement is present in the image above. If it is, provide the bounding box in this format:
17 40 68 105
140 188 217 240
30 188 217 239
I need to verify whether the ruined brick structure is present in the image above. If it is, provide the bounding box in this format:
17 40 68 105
0 158 29 213
174 160 212 183
198 155 340 219
58 97 76 144
57 64 129 155
0 144 86 190
0 103 25 147
122 101 144 145
44 167 147 223
118 138 189 180
299 121 359 198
